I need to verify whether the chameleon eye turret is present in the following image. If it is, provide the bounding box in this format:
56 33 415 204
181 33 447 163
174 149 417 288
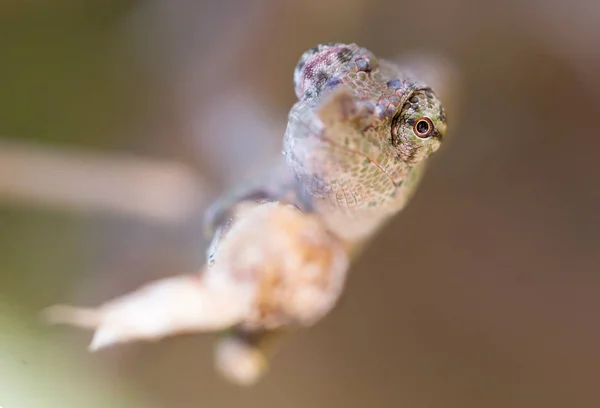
390 88 446 164
414 117 434 138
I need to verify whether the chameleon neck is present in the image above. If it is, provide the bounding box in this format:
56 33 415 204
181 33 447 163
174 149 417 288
305 160 429 247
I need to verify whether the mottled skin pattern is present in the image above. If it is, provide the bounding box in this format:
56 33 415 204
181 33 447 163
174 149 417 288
206 43 449 379
206 42 447 250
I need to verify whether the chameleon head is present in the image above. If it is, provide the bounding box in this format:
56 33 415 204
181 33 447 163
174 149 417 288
284 43 447 212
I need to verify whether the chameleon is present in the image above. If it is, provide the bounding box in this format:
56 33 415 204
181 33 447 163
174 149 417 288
44 43 449 386
205 42 448 381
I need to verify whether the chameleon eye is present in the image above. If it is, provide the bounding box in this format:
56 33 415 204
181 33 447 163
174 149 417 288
413 117 434 138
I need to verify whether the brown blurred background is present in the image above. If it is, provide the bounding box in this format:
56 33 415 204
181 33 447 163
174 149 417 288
0 1 599 407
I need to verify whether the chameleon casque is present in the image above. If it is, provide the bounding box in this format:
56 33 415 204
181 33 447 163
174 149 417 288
45 43 449 385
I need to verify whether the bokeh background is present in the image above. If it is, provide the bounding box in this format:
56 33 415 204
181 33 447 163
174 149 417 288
1 1 599 407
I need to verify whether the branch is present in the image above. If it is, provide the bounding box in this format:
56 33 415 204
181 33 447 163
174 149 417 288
0 138 211 224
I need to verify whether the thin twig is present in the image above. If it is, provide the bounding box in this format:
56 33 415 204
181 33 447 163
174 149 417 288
0 138 211 223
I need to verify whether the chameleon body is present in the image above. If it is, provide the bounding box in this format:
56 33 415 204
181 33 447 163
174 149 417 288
206 43 448 383
206 43 447 251
44 43 449 386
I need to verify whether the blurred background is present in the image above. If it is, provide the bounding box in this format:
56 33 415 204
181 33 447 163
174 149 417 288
0 0 599 407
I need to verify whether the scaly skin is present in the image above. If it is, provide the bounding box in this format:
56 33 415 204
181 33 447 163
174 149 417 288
206 43 447 252
209 43 448 383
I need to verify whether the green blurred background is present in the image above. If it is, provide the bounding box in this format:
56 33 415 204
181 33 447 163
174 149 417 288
1 1 599 407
